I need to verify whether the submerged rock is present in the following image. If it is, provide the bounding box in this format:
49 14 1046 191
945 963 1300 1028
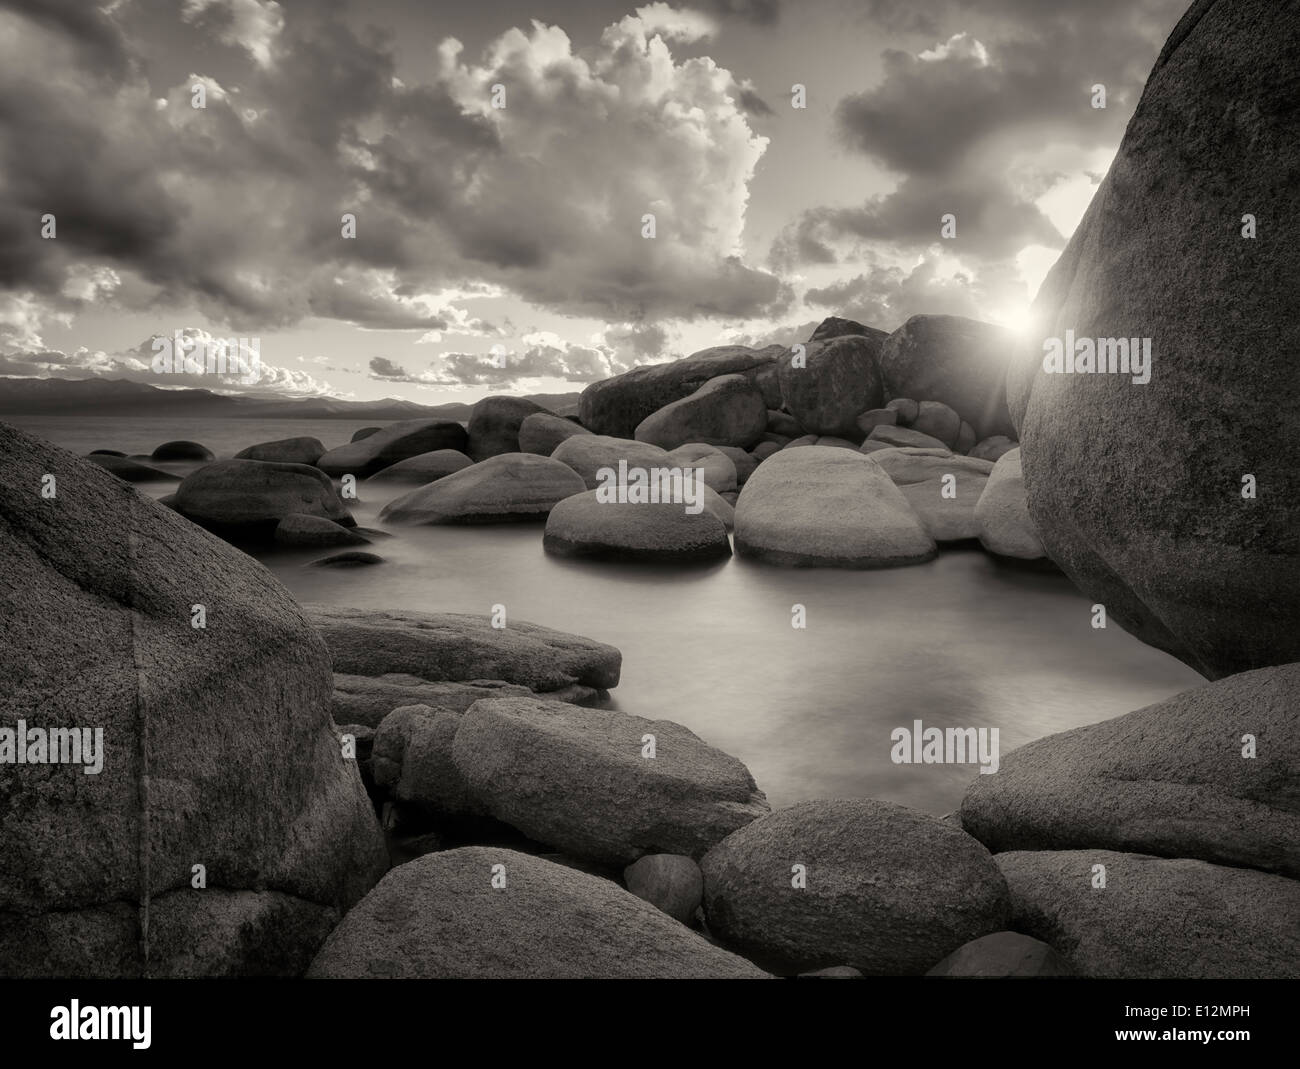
378 453 586 524
86 454 180 483
275 513 370 548
174 459 353 540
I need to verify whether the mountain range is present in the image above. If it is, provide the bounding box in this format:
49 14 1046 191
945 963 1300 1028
0 377 581 421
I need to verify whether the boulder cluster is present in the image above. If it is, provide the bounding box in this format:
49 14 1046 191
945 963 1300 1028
90 312 1046 572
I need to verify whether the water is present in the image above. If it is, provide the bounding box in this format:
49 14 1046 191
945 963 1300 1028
9 415 1205 812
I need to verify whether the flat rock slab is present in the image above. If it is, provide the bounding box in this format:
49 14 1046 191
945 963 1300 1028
961 662 1300 877
451 697 769 865
997 849 1300 979
306 848 771 978
305 604 621 693
700 799 1009 975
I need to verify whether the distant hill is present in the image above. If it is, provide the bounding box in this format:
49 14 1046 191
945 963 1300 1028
0 378 582 421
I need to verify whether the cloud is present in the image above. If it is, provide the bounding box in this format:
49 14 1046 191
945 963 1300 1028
181 0 284 67
368 319 675 389
0 2 781 345
804 253 1027 330
0 328 335 395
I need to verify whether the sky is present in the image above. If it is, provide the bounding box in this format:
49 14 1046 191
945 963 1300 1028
0 0 1189 404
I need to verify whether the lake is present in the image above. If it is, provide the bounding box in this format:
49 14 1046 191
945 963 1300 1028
8 414 1205 812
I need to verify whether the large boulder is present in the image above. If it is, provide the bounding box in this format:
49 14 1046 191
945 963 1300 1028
634 374 767 451
378 454 586 524
543 490 732 564
879 315 1015 439
700 800 1009 975
579 344 784 438
960 663 1300 878
316 419 468 478
734 447 935 568
451 697 769 865
364 449 473 484
305 604 621 696
868 449 993 542
0 422 386 977
974 448 1046 560
551 434 673 490
777 334 885 437
997 849 1300 979
306 848 769 978
517 412 592 456
466 396 549 460
1005 0 1300 680
234 436 327 466
174 459 354 540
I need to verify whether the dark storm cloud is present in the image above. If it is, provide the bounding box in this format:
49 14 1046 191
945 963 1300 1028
0 0 131 79
0 0 781 350
704 0 780 26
